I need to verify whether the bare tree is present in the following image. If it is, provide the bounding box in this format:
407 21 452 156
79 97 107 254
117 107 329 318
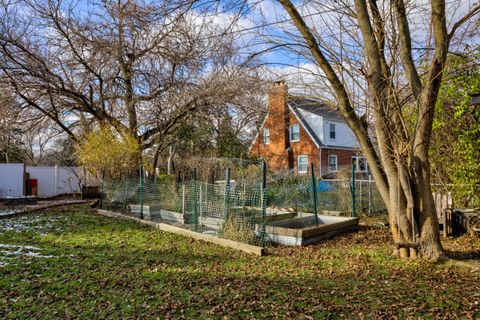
20 115 63 165
0 87 24 163
271 0 480 260
151 83 267 175
0 0 264 169
0 86 63 164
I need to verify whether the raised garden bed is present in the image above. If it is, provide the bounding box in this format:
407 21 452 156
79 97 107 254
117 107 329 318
260 214 359 246
129 205 189 223
128 205 360 246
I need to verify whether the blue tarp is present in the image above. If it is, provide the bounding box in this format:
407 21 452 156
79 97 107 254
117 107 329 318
301 180 333 192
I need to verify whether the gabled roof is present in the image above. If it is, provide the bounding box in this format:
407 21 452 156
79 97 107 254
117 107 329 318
288 97 344 121
249 95 355 152
287 103 323 148
288 97 347 149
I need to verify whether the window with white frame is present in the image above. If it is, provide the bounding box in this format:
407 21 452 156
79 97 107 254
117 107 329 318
263 128 270 145
298 155 308 174
290 124 300 142
329 155 338 172
352 156 368 172
329 123 336 139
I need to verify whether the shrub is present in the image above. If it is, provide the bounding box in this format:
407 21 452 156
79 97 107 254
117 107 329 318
76 126 140 179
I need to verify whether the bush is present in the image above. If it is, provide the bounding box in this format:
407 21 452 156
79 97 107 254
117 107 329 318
76 126 140 179
156 174 176 183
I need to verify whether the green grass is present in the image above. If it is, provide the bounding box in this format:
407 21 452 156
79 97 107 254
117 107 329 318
0 205 479 319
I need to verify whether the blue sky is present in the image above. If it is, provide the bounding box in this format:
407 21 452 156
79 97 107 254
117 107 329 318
9 0 480 98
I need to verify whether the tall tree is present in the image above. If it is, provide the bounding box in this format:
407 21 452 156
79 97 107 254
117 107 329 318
275 0 480 260
0 88 24 163
0 0 263 164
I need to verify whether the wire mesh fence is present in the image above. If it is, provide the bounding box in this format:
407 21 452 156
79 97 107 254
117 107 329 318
354 179 387 213
99 158 387 248
267 176 386 215
254 174 388 215
100 158 269 247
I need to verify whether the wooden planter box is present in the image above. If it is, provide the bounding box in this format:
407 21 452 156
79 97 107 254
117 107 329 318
258 214 359 246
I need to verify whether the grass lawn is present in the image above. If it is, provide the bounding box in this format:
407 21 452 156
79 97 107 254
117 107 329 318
0 205 479 319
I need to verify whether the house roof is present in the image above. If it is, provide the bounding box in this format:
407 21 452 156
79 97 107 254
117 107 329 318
288 97 345 122
248 94 356 152
288 96 348 148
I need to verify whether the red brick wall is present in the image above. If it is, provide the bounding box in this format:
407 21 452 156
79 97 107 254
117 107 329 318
249 81 364 176
249 81 289 171
320 148 362 177
289 124 320 175
249 81 321 175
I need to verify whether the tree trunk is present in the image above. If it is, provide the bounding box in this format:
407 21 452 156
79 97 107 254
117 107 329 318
383 157 444 261
151 144 162 177
412 159 444 260
275 0 473 261
167 145 174 175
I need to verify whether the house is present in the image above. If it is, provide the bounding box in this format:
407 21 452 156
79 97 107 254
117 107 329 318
249 80 367 177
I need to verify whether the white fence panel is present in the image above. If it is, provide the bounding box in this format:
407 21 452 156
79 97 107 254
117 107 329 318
0 163 25 197
26 166 82 198
1 164 97 198
27 166 56 198
57 167 83 195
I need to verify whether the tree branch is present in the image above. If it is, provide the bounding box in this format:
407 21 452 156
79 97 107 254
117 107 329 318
448 3 480 42
414 0 449 157
278 0 390 202
393 0 423 101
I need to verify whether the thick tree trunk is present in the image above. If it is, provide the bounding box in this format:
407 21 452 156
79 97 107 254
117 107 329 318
384 159 444 261
167 145 174 175
276 0 469 261
412 158 444 260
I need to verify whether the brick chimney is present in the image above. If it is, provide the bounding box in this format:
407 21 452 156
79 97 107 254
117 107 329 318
267 80 291 157
268 80 288 113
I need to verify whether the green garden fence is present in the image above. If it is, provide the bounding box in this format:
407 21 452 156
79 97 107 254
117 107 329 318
100 159 386 248
100 159 269 247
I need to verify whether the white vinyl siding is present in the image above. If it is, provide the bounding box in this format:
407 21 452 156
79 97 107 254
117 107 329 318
323 119 359 148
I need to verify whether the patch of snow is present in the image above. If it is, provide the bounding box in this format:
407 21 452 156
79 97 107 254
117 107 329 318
0 214 70 234
0 209 21 217
1 250 57 258
0 243 70 259
0 212 76 263
0 244 41 250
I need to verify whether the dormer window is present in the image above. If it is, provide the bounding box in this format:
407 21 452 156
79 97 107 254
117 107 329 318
263 128 270 145
290 124 300 142
329 123 336 139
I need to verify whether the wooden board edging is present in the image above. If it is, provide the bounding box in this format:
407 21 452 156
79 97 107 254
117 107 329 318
96 209 265 256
